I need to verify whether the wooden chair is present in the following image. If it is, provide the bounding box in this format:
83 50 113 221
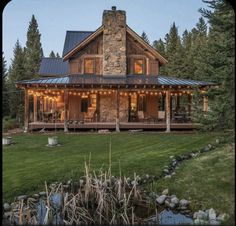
158 111 165 121
84 107 95 122
138 111 145 122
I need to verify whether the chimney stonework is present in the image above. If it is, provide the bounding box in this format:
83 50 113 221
102 8 126 76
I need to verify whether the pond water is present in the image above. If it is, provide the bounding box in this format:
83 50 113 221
148 209 193 225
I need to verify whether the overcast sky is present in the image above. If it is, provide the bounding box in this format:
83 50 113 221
3 0 210 67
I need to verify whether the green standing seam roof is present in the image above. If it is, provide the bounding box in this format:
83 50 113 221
62 31 93 57
16 74 216 87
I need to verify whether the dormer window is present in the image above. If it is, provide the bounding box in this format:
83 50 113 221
134 59 144 75
84 58 95 74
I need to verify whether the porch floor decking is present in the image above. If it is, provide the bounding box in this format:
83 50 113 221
29 122 196 130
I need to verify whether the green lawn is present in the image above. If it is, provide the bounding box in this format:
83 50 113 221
3 132 223 202
147 143 235 224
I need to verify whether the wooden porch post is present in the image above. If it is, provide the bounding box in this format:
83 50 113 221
64 90 69 132
203 96 208 112
116 89 120 132
188 94 192 116
24 88 29 132
165 90 171 132
33 95 37 122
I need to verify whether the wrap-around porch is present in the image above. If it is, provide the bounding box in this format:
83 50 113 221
24 88 208 131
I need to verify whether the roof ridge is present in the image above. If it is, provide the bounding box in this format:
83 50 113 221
66 30 94 33
41 57 63 59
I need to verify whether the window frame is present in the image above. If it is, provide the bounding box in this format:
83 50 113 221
81 98 89 113
133 58 145 75
84 58 95 74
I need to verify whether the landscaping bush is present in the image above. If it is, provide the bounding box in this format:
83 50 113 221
3 116 19 132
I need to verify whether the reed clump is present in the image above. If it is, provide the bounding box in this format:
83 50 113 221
6 162 153 225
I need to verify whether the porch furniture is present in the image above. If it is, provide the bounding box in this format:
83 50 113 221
138 111 150 123
84 107 96 122
158 111 165 121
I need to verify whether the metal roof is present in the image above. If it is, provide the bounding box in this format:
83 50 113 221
62 31 93 57
38 58 69 76
16 74 215 87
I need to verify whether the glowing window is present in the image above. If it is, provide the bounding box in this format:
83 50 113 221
84 59 94 74
134 59 144 74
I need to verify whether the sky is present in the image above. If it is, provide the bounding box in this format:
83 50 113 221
3 0 210 67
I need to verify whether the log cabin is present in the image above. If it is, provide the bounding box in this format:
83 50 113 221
16 6 216 132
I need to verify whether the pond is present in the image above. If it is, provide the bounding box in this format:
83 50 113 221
148 209 193 225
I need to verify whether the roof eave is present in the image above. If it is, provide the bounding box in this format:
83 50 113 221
126 26 168 65
63 26 104 61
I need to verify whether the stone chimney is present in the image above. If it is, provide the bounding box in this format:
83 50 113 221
102 6 126 76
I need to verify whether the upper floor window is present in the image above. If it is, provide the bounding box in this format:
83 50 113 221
134 59 144 75
84 58 95 74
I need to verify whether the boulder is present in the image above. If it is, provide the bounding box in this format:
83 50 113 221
156 195 167 205
209 219 220 225
208 208 217 221
169 202 176 209
164 175 171 179
39 191 46 197
162 189 169 195
217 213 228 222
164 200 170 207
179 199 191 207
171 197 179 205
32 194 40 199
194 218 208 225
193 210 208 220
3 203 11 211
17 195 27 201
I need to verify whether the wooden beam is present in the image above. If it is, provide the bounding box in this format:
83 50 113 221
33 95 37 122
165 90 171 132
146 58 149 75
64 90 69 132
24 89 29 132
116 89 120 132
188 95 192 116
203 96 208 112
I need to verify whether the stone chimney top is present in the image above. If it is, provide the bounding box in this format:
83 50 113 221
111 6 116 11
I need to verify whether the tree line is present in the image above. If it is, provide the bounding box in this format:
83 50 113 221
2 0 234 131
141 0 234 131
2 15 61 124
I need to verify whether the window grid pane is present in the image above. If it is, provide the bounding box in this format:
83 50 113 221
84 59 94 74
134 59 144 74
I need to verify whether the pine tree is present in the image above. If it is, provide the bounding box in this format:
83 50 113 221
141 31 150 44
180 30 194 79
153 38 166 57
49 51 56 58
153 38 167 74
56 52 60 58
193 0 235 131
25 15 43 79
8 40 26 121
164 23 184 77
2 53 10 117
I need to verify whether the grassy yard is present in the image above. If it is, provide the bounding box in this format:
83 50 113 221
3 132 224 203
147 143 235 224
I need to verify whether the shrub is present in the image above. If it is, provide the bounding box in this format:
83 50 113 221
3 117 19 132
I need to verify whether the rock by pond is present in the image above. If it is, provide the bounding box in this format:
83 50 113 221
148 209 193 225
